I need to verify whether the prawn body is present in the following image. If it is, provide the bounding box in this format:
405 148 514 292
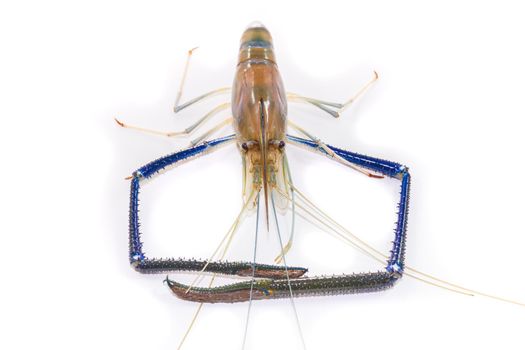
122 23 411 304
232 23 288 222
116 22 525 349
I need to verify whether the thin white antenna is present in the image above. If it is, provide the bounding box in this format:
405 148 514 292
241 193 261 349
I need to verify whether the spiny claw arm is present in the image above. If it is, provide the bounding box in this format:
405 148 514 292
166 136 410 303
166 272 397 303
287 135 410 274
129 136 239 273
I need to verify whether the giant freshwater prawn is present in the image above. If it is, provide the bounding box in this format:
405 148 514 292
116 21 525 349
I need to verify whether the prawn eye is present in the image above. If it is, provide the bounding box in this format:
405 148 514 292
278 141 285 149
241 142 249 151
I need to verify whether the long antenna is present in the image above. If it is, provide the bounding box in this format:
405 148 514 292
241 193 261 349
271 190 307 350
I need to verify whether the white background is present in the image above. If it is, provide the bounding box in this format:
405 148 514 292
1 1 525 349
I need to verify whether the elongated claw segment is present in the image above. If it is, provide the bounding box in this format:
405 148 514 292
132 257 307 278
235 266 307 279
166 278 275 303
166 271 399 303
